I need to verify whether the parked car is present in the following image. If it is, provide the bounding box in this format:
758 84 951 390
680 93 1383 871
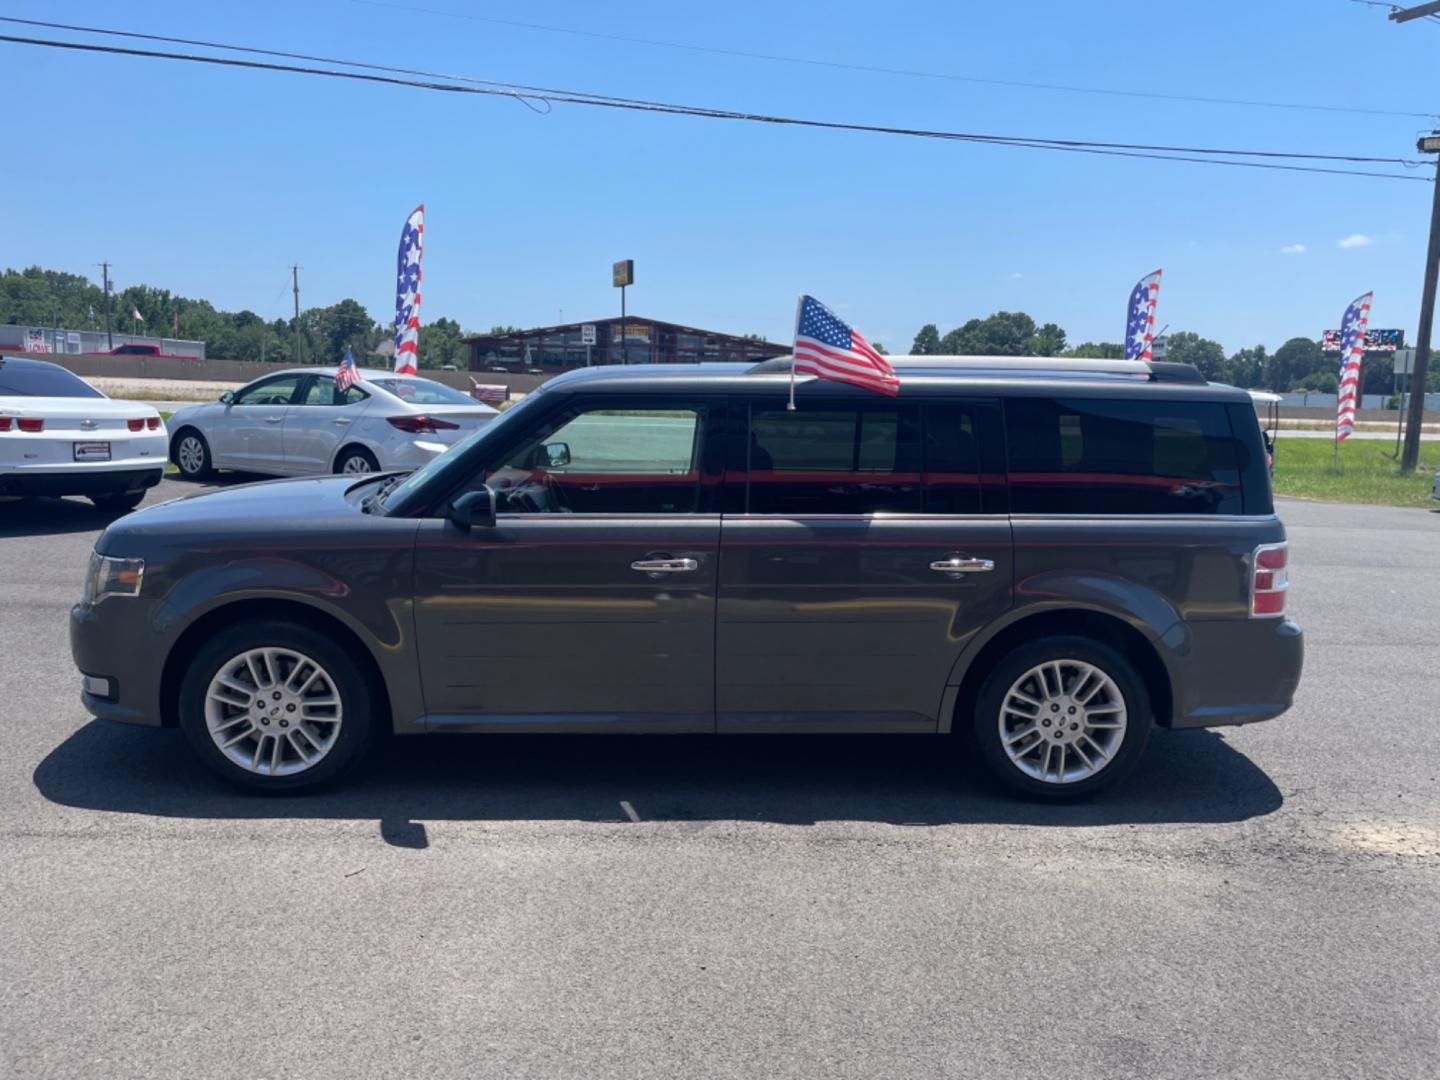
0 356 165 510
72 356 1303 799
165 366 499 478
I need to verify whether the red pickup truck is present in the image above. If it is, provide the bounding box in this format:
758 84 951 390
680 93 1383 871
87 344 200 360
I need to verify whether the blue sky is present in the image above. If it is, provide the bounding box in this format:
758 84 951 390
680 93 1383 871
2 0 1436 353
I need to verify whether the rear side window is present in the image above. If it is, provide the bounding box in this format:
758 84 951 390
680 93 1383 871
0 362 103 398
1005 398 1242 515
747 405 922 514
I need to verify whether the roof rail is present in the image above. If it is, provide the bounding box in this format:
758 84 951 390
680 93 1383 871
746 355 1170 380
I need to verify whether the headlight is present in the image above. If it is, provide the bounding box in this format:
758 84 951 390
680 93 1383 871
83 551 145 604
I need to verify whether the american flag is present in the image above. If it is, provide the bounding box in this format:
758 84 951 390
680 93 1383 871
1336 291 1373 442
335 345 360 392
791 294 897 400
1124 269 1163 361
393 204 424 376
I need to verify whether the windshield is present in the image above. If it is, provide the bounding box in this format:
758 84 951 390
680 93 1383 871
368 377 483 408
380 389 550 514
0 362 104 398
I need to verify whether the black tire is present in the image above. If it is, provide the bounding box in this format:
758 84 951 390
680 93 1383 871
178 618 382 793
89 490 146 512
334 446 379 475
172 428 214 480
971 635 1151 802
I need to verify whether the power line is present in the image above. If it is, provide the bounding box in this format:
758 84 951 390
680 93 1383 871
348 0 1439 120
0 30 1429 183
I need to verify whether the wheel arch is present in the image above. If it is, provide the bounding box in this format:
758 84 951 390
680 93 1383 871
946 607 1174 734
168 424 207 464
159 597 394 731
331 441 381 473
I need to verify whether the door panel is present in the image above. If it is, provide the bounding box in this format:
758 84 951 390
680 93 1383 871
716 516 1013 731
213 374 302 471
412 516 719 729
283 378 372 474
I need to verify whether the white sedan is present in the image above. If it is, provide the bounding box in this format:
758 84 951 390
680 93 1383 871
0 356 166 511
167 367 499 479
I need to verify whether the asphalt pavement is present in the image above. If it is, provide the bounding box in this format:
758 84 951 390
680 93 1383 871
1 478 1438 1080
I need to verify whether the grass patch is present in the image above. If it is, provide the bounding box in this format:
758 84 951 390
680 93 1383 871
1272 438 1437 508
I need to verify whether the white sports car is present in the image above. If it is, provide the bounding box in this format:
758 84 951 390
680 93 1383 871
0 356 166 511
167 367 499 479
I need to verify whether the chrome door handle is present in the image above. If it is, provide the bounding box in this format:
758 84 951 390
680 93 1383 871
264 415 284 423
332 418 351 425
630 558 698 574
930 557 995 573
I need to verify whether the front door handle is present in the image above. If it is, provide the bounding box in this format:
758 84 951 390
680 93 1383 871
930 557 995 573
264 415 284 424
631 558 699 574
332 418 351 425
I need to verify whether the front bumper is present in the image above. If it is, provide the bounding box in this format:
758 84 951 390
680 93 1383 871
1 466 163 498
1160 618 1304 729
70 594 176 727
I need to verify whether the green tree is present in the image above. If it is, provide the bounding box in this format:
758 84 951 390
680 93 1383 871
1226 345 1268 389
871 342 889 355
1064 341 1125 359
940 311 1038 356
1296 370 1338 394
1030 322 1067 357
417 317 469 368
910 323 942 355
1271 337 1326 392
1162 331 1228 382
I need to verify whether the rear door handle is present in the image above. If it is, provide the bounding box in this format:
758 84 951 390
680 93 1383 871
264 415 284 424
332 418 351 425
631 558 699 574
930 557 995 573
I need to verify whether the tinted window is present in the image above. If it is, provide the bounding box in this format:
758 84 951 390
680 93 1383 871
1005 398 1242 515
488 406 704 514
233 375 302 406
0 362 103 399
370 377 478 407
748 406 922 514
924 404 981 514
296 378 367 406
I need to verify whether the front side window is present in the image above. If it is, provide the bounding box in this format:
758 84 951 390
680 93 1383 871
747 405 922 514
296 377 367 407
233 375 302 407
1005 397 1242 515
486 405 705 514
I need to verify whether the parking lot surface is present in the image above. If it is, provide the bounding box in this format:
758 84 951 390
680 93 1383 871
2 478 1437 1079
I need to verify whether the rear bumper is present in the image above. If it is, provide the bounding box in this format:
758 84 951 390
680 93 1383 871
0 466 163 498
1160 618 1304 729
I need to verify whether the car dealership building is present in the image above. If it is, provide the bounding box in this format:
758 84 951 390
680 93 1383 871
464 317 787 374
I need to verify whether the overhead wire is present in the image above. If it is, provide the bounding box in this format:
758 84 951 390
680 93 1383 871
0 29 1430 183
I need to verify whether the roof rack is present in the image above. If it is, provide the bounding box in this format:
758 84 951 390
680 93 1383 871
747 355 1206 384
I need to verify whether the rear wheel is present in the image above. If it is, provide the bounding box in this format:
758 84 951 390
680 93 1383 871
89 490 145 512
178 619 380 793
335 446 379 474
971 636 1150 801
173 429 213 480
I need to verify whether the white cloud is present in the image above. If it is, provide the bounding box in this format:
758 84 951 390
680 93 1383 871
1338 233 1373 249
1280 243 1307 255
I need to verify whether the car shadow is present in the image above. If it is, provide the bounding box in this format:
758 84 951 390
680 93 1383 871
33 722 1282 846
0 496 138 538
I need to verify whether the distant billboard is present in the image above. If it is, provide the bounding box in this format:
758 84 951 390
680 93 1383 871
1322 328 1404 353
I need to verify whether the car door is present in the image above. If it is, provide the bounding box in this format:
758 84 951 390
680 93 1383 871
283 376 372 474
210 373 302 472
716 396 1013 732
411 395 724 730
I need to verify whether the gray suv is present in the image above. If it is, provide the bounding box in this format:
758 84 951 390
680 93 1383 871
70 357 1303 800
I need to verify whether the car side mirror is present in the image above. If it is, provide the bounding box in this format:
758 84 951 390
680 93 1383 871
544 441 571 467
219 390 234 405
449 486 497 531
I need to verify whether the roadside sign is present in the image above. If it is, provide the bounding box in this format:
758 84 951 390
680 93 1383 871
581 323 596 345
612 259 634 288
1394 348 1416 375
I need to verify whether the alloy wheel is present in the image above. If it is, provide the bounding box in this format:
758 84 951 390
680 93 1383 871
203 647 344 777
340 454 373 474
998 659 1128 784
177 435 206 475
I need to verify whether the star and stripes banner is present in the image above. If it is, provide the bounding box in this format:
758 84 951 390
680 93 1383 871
335 345 360 392
393 204 424 376
1124 269 1162 361
1335 291 1373 442
790 294 898 407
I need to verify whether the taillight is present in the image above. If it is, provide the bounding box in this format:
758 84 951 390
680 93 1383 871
17 418 43 433
127 418 144 432
387 415 460 434
1251 543 1288 617
0 417 11 432
146 416 160 430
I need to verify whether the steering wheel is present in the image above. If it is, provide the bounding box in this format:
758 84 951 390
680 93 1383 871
505 472 571 513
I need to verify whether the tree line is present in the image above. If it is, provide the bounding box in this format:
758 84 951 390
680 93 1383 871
0 265 482 370
905 311 1434 395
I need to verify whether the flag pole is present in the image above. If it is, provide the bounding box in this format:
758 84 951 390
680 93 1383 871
788 294 803 411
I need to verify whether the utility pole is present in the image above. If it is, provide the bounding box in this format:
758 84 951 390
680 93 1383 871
291 265 302 366
1400 134 1440 472
98 261 113 350
1388 1 1440 23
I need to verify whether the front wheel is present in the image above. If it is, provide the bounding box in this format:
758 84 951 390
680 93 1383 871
172 429 214 480
335 446 379 475
972 636 1150 801
178 619 381 792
